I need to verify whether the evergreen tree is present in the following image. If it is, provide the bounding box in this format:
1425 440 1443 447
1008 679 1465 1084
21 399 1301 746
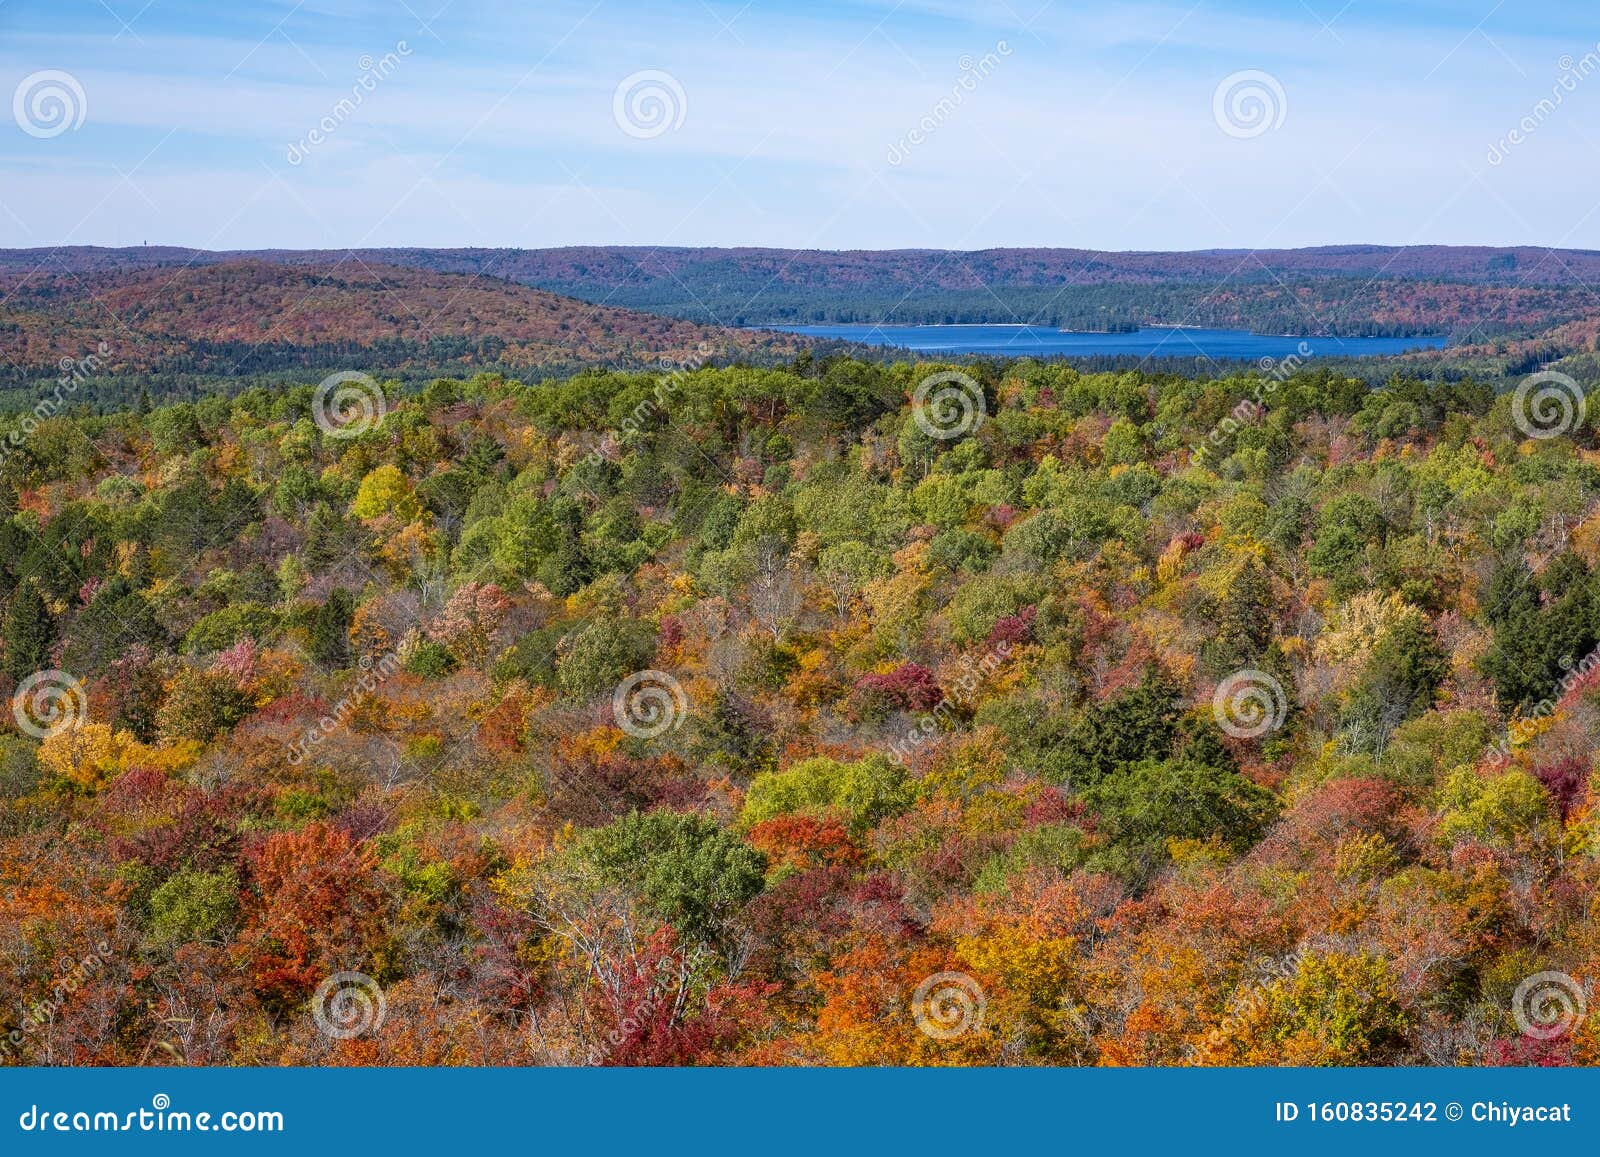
539 497 592 596
310 588 354 667
62 579 167 672
1206 559 1274 674
689 687 776 780
1481 553 1600 711
1057 666 1183 788
302 503 348 573
3 581 53 682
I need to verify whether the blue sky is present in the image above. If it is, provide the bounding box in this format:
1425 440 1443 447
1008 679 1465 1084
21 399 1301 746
2 0 1599 251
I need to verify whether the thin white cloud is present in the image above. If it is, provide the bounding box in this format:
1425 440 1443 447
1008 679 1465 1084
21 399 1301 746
1 0 1597 248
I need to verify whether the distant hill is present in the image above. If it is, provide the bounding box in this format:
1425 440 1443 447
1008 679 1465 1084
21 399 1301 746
0 259 812 389
7 242 1600 284
4 243 1599 340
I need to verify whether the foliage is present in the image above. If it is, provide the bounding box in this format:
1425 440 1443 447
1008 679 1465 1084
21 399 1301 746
573 810 767 944
148 868 240 949
742 754 918 837
0 353 1595 1067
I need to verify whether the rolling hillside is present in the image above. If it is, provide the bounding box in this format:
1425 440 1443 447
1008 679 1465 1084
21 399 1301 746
0 259 811 388
4 244 1600 338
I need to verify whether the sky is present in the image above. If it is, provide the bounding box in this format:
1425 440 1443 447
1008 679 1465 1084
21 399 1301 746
2 0 1600 252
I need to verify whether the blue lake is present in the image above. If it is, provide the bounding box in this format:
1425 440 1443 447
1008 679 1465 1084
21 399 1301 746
764 323 1449 360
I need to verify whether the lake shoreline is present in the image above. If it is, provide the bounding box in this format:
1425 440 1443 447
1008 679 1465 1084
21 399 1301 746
750 322 1450 359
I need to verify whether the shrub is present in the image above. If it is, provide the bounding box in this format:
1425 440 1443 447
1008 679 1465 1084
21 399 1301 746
742 754 918 836
148 867 239 948
574 810 766 943
403 639 458 678
854 662 943 719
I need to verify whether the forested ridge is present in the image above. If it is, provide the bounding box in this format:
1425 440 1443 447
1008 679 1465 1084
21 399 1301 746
7 245 1600 348
3 354 1600 1066
0 261 812 395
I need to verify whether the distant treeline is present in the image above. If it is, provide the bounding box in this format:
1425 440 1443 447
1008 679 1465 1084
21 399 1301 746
538 281 1537 339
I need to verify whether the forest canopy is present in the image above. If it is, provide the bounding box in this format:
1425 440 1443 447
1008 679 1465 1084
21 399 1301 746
1 353 1597 1067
